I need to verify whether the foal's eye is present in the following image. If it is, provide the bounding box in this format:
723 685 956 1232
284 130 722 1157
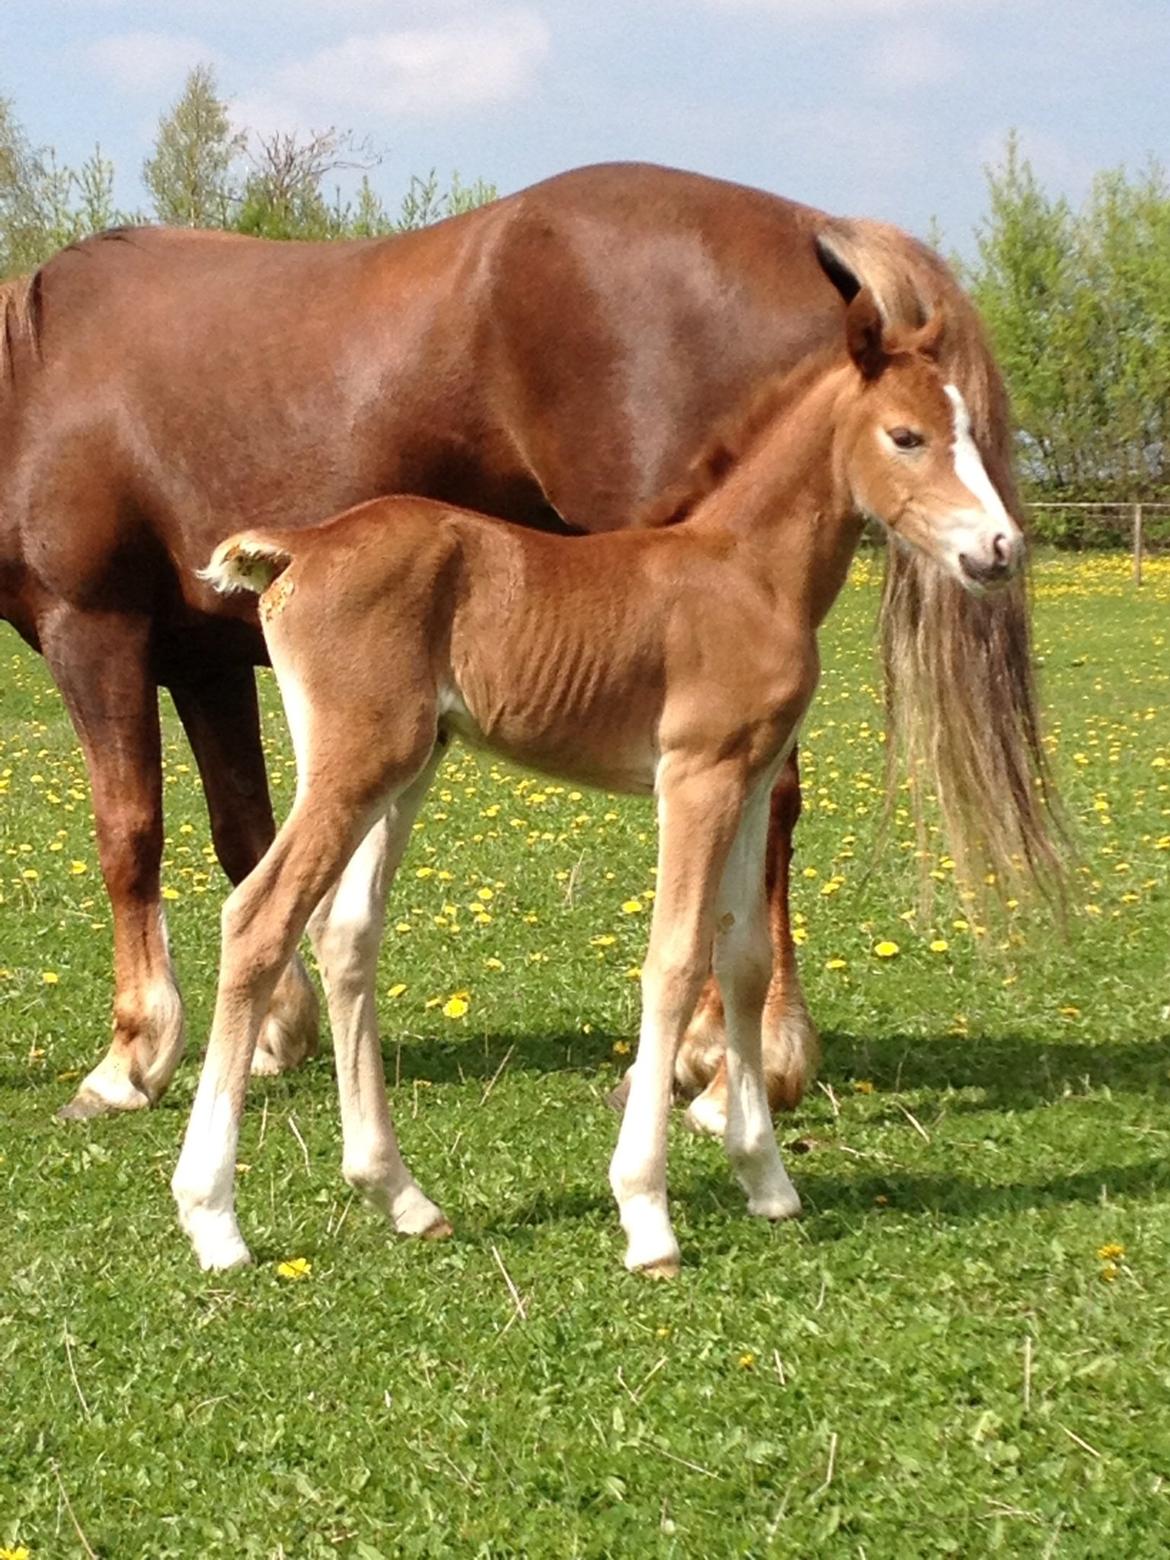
888 427 925 451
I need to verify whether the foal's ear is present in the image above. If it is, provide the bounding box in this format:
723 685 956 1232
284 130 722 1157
845 286 887 380
908 304 947 362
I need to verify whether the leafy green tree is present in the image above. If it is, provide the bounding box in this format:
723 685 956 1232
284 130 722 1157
142 65 244 227
965 135 1170 510
1 96 125 275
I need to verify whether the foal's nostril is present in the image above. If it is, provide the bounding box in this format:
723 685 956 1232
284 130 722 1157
992 533 1010 565
959 550 1010 586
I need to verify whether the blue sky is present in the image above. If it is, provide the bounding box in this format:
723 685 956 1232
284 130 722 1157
4 0 1168 252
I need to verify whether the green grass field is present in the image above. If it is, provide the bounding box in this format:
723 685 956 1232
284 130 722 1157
2 554 1168 1558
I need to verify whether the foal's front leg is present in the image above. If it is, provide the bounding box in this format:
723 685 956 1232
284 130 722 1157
609 762 746 1276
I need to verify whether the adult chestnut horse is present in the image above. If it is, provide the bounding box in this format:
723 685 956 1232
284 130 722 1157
0 162 1053 1126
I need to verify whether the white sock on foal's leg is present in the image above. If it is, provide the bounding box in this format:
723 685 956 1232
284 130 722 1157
309 777 449 1243
172 1068 253 1270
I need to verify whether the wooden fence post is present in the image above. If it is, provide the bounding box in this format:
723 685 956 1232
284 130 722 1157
1133 502 1143 587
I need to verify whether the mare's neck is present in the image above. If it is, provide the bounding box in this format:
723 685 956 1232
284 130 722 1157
684 366 863 629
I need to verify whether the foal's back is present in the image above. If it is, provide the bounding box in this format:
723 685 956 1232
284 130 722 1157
230 493 774 795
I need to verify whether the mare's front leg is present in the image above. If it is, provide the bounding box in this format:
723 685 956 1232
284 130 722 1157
172 666 320 1079
41 610 185 1118
680 749 820 1135
710 781 802 1220
610 760 746 1276
307 763 448 1243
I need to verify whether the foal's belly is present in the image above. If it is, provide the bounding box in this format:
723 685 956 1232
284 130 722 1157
439 684 660 796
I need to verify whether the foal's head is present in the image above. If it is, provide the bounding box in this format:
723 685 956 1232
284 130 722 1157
837 289 1022 591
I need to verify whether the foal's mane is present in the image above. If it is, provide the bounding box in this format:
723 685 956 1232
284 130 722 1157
636 347 841 529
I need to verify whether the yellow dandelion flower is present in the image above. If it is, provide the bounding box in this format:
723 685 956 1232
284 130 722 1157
737 1352 756 1369
69 860 87 875
929 939 949 953
621 899 644 914
41 970 59 985
825 957 847 971
442 994 469 1019
388 982 407 998
276 1257 312 1281
873 940 899 958
161 886 180 900
612 1039 631 1055
1097 1242 1125 1261
853 1079 874 1094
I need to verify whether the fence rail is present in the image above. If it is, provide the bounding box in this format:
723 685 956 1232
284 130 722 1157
1027 501 1170 585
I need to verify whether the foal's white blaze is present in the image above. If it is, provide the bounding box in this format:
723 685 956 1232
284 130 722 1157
944 385 1011 523
942 384 1021 579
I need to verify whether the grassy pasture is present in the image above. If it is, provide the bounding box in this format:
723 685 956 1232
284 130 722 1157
2 554 1169 1558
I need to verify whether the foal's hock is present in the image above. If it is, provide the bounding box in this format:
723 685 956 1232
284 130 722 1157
174 290 1023 1275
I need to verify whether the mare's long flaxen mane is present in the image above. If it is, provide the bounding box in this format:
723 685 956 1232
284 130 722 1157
639 228 1065 905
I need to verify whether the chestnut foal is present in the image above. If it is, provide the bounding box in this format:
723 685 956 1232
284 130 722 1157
175 289 1021 1275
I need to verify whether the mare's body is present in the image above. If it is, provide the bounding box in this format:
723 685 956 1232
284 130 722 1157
0 162 1035 1125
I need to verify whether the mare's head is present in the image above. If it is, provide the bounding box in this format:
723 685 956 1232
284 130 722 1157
837 288 1023 592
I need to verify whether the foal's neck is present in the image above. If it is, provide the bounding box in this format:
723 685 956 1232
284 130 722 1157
683 365 862 629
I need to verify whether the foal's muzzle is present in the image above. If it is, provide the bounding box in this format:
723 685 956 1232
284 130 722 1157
958 529 1022 589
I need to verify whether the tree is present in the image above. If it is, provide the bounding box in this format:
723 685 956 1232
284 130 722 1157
143 65 244 227
964 136 1170 508
1 96 122 275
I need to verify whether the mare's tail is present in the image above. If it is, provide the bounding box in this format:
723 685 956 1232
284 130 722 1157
814 216 1066 906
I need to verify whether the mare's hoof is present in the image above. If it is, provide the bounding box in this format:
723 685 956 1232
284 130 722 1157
683 1090 727 1139
605 1074 632 1114
56 1084 150 1120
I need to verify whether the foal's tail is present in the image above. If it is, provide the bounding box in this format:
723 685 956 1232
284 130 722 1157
815 215 1066 909
202 532 295 596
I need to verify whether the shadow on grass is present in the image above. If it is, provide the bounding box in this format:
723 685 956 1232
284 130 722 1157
819 1023 1170 1111
475 1153 1170 1250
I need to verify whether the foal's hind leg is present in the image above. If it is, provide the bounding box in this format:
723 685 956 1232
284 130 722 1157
678 751 819 1135
172 667 320 1079
41 610 185 1117
172 689 441 1269
307 762 449 1242
706 783 801 1219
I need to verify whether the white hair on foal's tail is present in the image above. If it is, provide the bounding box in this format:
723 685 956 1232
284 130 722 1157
200 533 293 595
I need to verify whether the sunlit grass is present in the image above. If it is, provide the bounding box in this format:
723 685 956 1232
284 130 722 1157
2 552 1168 1556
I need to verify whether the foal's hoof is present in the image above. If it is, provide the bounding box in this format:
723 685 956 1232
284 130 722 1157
422 1217 454 1242
636 1255 681 1281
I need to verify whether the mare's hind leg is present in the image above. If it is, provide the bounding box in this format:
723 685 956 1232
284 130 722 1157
708 782 801 1219
679 750 819 1135
172 666 320 1079
41 610 185 1117
307 758 449 1241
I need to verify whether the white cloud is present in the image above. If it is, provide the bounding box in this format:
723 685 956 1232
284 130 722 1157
702 0 998 15
273 9 551 122
86 31 216 94
866 29 962 89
